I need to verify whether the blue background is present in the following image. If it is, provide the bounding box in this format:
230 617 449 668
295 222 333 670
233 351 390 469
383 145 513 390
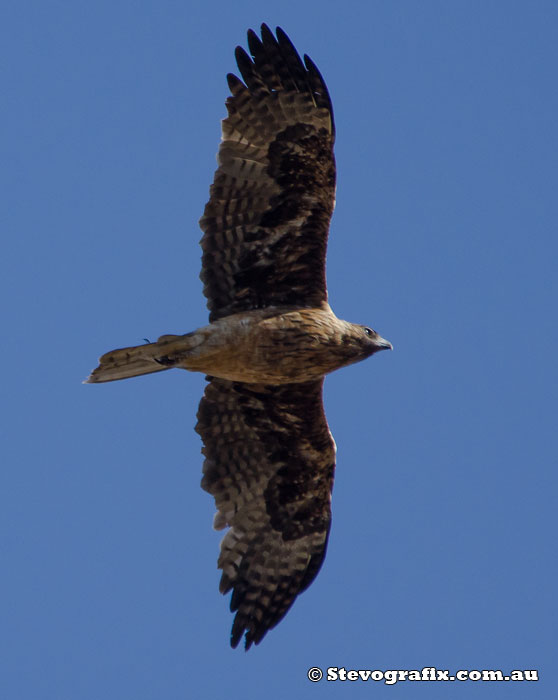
3 1 556 698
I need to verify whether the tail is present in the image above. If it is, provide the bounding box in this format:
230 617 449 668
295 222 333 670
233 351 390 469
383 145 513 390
85 333 199 384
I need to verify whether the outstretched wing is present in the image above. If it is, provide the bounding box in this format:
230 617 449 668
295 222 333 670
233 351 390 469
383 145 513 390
196 377 336 649
199 24 336 322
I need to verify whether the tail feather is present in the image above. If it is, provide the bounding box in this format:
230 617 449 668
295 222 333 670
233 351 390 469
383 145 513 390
85 333 197 384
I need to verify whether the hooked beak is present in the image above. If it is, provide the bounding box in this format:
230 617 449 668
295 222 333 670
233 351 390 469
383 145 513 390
374 335 393 352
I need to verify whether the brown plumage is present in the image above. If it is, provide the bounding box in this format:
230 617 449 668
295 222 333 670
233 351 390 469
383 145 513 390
86 24 392 649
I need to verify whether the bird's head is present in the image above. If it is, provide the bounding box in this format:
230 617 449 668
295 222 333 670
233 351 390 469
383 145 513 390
336 323 392 368
358 325 393 357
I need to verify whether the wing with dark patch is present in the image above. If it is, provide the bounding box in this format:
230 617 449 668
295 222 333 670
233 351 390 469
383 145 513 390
199 24 336 322
195 377 336 649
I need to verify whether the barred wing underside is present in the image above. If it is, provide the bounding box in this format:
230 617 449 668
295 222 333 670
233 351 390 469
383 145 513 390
196 378 336 649
199 24 336 322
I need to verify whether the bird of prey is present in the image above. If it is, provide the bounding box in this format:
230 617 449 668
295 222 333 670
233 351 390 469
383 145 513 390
87 24 392 649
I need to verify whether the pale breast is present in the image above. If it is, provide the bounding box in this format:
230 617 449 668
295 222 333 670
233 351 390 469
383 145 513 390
178 307 349 384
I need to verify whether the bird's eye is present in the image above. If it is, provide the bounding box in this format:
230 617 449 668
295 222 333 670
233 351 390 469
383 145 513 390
363 327 375 337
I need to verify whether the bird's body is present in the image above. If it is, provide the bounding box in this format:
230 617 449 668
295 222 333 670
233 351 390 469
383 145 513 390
87 24 391 649
90 306 390 385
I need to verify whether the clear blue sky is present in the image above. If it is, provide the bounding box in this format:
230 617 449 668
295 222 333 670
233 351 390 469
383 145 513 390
2 1 556 698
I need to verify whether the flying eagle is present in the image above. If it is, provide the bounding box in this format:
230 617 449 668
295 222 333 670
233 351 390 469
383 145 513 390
87 24 392 649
